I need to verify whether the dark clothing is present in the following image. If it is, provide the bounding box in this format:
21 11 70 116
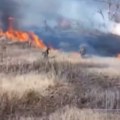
43 48 50 59
80 47 86 57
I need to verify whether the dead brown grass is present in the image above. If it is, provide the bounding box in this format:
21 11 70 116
0 42 120 119
0 59 120 119
8 106 120 120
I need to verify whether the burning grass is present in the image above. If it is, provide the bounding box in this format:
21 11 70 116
0 17 47 50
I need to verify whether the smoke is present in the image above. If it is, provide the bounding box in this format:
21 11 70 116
0 0 21 30
20 0 61 27
21 0 97 27
19 0 119 32
18 0 120 56
0 0 120 55
0 0 120 33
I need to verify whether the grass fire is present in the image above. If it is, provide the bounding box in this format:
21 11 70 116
0 17 46 49
0 0 120 120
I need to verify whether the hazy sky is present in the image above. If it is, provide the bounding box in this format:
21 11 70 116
20 0 104 27
1 0 120 30
15 0 120 33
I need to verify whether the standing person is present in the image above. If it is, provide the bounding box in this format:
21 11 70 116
80 45 86 58
43 47 50 59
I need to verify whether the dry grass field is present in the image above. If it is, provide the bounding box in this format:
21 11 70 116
0 39 120 120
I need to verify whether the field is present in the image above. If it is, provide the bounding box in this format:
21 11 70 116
0 38 120 120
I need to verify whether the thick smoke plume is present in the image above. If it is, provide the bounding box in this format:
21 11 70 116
20 0 120 34
0 0 120 33
0 0 21 30
19 0 120 56
0 0 120 55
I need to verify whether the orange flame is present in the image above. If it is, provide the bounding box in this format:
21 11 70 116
0 17 47 49
29 32 46 49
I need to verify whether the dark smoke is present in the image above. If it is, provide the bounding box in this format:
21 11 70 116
0 0 20 31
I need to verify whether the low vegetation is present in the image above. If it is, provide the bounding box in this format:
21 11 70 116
0 42 120 119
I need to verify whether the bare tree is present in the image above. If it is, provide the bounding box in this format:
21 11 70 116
95 0 120 22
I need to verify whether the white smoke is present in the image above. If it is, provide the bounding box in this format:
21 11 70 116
19 0 120 34
20 0 61 27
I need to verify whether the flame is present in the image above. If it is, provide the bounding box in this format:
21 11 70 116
29 32 46 49
0 17 47 49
